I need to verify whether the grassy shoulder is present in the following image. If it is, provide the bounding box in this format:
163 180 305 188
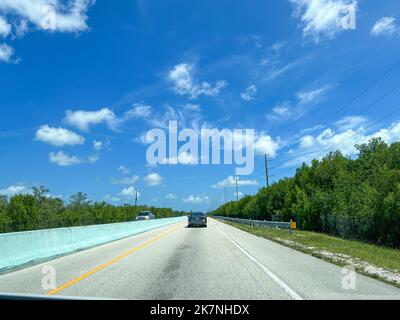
218 219 400 287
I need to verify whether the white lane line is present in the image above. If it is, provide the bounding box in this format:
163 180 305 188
215 225 303 300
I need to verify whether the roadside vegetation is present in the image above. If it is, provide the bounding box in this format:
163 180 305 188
0 187 186 234
212 138 400 248
221 220 400 287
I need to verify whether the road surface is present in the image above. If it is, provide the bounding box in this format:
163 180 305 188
0 219 399 300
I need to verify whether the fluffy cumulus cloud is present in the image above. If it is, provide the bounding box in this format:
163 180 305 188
240 85 257 101
87 154 99 163
0 43 15 63
117 165 130 174
49 151 82 166
124 103 153 119
0 0 94 33
144 173 163 187
93 140 103 151
0 16 11 37
160 152 198 165
182 195 209 204
254 132 281 157
35 125 85 146
0 0 94 63
290 0 357 42
104 195 121 203
166 193 178 200
169 63 227 99
371 17 398 37
284 120 400 167
119 187 139 199
65 108 116 131
0 185 28 196
212 176 259 189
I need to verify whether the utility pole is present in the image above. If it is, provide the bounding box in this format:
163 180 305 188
265 155 269 187
264 155 274 188
235 175 239 202
224 187 227 204
135 188 138 207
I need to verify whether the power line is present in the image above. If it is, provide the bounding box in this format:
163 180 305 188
277 105 400 177
281 82 400 166
335 82 400 131
319 60 400 129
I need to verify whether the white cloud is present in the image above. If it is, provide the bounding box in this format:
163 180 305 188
212 176 259 189
182 195 209 204
124 103 152 119
144 173 163 187
166 193 178 200
0 0 94 33
240 85 257 101
111 175 140 185
254 132 281 157
135 104 205 133
104 195 121 203
0 43 15 63
299 135 315 149
272 105 291 117
49 151 82 166
117 165 130 174
0 1 94 62
169 63 227 99
335 116 367 131
268 85 330 122
371 17 398 37
35 125 85 146
65 108 116 131
234 191 244 199
0 185 27 196
290 0 357 42
297 86 330 105
285 120 400 167
263 58 307 82
93 140 103 150
15 19 29 37
119 187 140 199
87 154 99 163
161 151 198 165
0 16 11 37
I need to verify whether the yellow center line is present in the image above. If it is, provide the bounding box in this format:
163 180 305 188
47 222 184 296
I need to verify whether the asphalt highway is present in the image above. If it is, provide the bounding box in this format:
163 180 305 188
0 218 399 300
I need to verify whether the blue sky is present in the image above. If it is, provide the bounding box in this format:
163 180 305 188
1 0 400 211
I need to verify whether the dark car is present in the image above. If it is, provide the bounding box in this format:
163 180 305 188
188 212 207 228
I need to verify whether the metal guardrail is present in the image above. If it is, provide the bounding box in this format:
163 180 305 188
213 216 291 229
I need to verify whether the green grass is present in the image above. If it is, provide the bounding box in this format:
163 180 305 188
219 220 400 287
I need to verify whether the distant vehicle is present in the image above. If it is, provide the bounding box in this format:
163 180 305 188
188 212 207 228
136 211 155 221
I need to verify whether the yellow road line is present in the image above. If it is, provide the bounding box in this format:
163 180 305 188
47 223 184 296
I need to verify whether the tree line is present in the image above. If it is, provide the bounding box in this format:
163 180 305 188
211 138 400 248
0 187 187 234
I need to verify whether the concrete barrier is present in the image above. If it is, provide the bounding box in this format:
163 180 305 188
214 216 291 229
0 216 185 272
